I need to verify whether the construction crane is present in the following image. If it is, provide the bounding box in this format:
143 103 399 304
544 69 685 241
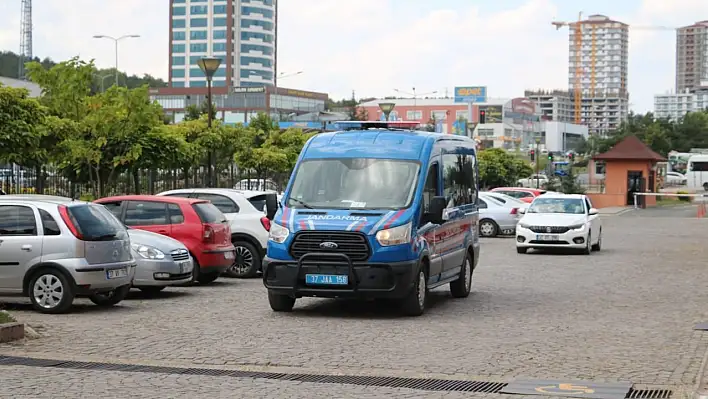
552 12 676 126
18 0 33 79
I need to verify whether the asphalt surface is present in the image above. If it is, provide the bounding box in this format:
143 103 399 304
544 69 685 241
2 215 708 398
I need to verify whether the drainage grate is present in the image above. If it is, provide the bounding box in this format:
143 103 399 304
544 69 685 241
0 355 669 397
626 389 673 399
0 355 506 393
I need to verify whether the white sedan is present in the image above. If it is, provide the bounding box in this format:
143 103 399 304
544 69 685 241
515 194 602 254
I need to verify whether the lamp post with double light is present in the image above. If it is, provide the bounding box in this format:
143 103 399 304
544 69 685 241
92 34 140 87
393 87 437 121
197 56 222 187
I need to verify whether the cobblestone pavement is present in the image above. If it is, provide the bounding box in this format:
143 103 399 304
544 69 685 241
2 216 708 397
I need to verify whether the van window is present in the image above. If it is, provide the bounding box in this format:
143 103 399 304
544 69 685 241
287 158 421 210
421 163 439 214
442 153 477 207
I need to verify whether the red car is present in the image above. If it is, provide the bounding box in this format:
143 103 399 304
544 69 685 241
94 195 235 284
490 187 547 204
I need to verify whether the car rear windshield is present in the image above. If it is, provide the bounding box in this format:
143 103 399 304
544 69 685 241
192 202 225 223
67 204 128 241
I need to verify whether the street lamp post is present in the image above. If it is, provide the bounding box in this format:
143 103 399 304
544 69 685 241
198 56 222 187
378 102 396 121
394 87 437 120
93 34 140 87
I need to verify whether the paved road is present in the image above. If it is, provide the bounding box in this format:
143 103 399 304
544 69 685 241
2 216 708 397
621 204 702 218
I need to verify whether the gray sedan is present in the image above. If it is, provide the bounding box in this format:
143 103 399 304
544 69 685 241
127 229 193 294
478 193 523 237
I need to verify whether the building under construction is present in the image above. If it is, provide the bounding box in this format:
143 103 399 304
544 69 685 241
564 14 630 136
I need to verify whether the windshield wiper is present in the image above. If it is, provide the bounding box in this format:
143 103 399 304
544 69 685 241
288 198 314 209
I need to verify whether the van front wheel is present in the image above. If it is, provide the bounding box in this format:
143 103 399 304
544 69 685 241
399 268 427 317
268 291 295 312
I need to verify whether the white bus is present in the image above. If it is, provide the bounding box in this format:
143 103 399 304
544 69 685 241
686 154 708 191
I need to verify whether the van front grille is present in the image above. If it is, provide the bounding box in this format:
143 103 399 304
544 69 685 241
289 232 371 262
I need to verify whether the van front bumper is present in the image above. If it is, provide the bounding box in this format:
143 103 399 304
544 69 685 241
262 254 418 300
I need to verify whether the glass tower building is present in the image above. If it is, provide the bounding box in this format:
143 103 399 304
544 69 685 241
169 0 276 89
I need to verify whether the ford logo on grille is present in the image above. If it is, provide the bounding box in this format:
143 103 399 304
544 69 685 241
319 241 338 250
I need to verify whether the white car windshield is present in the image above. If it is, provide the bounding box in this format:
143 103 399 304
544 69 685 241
287 158 420 210
528 198 585 214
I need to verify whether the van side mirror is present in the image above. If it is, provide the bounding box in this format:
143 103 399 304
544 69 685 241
265 193 278 220
425 196 447 225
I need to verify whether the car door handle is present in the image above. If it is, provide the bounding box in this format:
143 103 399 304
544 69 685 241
21 244 32 251
157 230 169 234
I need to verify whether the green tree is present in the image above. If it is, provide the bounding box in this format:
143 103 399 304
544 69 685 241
477 148 533 189
0 85 45 166
25 57 94 121
559 167 585 194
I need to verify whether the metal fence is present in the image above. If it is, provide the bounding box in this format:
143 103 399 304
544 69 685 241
0 164 289 200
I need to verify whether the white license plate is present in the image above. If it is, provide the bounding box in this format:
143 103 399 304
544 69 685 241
224 251 235 259
106 268 128 279
179 261 193 273
536 234 558 241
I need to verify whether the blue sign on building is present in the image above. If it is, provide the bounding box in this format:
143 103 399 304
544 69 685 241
454 86 487 103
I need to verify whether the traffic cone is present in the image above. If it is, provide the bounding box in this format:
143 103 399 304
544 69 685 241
698 203 706 218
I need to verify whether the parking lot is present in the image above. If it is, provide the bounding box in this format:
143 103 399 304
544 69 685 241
2 214 708 398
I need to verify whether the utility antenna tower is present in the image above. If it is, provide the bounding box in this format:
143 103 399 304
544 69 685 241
18 0 33 80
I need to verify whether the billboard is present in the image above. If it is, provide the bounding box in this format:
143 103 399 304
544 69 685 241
511 97 536 114
454 86 487 103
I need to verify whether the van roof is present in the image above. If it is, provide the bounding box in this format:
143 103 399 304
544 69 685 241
304 129 475 160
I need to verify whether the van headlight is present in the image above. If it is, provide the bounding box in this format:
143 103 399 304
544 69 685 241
376 222 411 247
269 222 290 244
131 244 165 260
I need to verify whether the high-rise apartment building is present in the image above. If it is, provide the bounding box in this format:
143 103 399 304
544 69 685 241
568 14 629 136
168 0 276 89
524 89 575 123
676 21 708 92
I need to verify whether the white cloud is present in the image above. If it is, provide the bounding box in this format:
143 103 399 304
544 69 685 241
0 0 706 112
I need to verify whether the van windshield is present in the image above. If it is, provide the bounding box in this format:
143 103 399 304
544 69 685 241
287 158 420 210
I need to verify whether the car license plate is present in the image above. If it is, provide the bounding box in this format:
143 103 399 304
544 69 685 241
224 251 235 259
536 234 558 241
106 268 128 279
179 260 193 273
305 274 348 285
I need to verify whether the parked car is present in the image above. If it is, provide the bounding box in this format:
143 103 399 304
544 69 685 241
516 193 601 254
0 196 136 313
127 228 193 294
156 188 271 278
517 174 549 188
491 187 547 203
665 171 687 186
477 193 522 237
480 191 528 210
94 195 235 285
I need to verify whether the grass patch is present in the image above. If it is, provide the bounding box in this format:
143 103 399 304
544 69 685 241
0 311 16 324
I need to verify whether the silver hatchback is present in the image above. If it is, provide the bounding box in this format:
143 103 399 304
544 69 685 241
0 197 136 313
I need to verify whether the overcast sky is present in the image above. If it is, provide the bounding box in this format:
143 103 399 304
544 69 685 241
1 0 706 112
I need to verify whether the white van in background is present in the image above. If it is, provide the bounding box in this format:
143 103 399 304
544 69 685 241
686 155 708 191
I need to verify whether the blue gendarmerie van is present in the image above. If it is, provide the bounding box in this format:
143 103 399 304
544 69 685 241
261 121 480 316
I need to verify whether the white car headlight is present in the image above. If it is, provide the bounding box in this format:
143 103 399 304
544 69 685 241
131 244 166 260
518 222 531 229
269 222 290 243
568 223 585 230
376 222 411 247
